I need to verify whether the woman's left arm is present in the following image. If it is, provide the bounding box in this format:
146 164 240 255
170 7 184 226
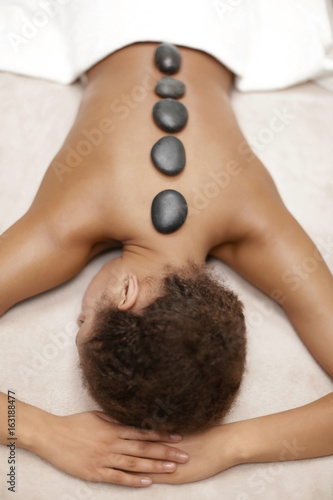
148 392 333 484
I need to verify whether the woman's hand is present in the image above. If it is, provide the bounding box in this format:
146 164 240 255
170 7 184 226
146 423 240 485
28 409 189 487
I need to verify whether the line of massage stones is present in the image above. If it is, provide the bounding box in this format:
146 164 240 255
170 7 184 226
150 44 189 234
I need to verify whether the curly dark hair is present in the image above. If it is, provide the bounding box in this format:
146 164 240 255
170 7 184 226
79 264 246 434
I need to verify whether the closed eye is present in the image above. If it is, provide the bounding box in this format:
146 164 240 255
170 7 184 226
77 313 86 327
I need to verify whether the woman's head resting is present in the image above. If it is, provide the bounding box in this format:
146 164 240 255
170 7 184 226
77 261 247 435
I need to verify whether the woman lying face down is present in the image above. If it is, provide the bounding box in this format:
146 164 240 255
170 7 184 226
0 40 332 488
77 257 246 434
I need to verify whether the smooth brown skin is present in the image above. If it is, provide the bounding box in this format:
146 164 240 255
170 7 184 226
0 43 332 487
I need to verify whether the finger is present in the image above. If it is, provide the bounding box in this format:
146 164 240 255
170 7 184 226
117 439 189 463
119 426 182 443
132 471 182 485
108 453 177 474
148 472 181 485
99 468 152 488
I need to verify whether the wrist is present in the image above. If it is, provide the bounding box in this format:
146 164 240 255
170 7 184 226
219 419 256 466
17 400 55 455
211 421 246 469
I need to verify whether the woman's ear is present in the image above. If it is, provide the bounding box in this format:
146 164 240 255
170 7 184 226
117 273 139 311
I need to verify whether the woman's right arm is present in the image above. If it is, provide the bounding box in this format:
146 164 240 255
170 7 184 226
0 211 92 316
0 391 189 487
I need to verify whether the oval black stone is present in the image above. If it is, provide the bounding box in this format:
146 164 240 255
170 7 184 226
151 190 188 234
153 99 188 133
155 44 181 74
155 77 186 99
151 136 186 176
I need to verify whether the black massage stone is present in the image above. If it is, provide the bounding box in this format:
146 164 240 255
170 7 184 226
151 190 188 234
153 98 188 133
151 136 186 175
154 43 181 74
155 76 186 98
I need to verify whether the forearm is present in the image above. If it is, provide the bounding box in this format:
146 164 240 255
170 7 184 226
0 391 47 452
1 391 191 486
234 392 333 465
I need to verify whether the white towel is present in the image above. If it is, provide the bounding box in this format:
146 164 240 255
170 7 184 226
0 0 333 91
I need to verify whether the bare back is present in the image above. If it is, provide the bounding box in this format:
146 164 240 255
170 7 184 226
29 43 282 259
0 42 292 316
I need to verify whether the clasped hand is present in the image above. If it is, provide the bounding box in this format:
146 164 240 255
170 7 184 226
35 410 189 487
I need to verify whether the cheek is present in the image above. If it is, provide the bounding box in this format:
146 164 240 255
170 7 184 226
76 326 86 349
75 328 82 348
76 319 93 350
82 275 106 312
